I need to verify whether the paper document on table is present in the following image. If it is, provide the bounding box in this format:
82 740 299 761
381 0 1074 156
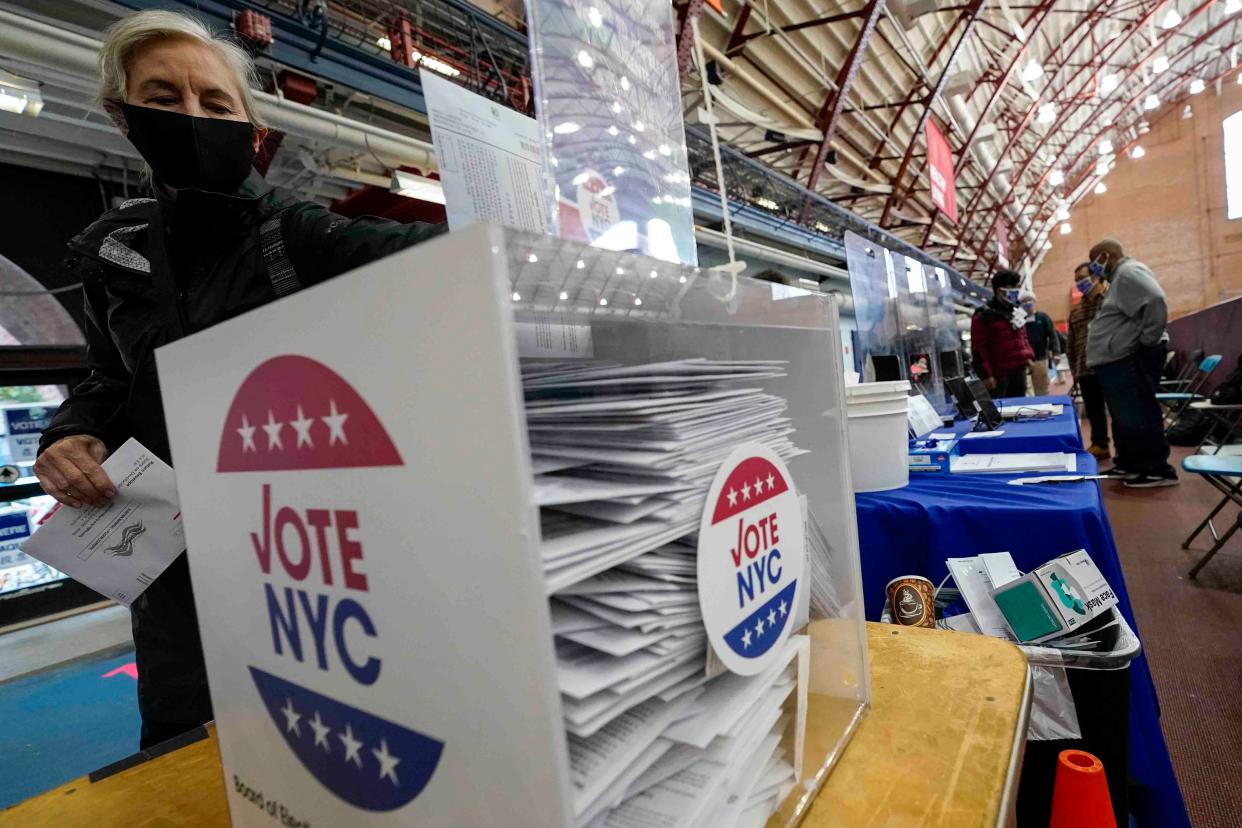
999 403 1063 418
961 430 1004 439
945 556 1014 640
420 70 548 234
21 439 182 606
950 452 1076 474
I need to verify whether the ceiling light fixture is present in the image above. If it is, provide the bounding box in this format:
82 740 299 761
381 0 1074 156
1098 139 1113 155
1160 8 1182 29
1056 206 1070 221
1227 0 1242 13
1099 73 1120 95
1190 78 1205 94
1152 55 1170 73
1022 60 1044 82
1143 93 1160 110
1038 103 1056 124
1048 169 1065 186
1060 222 1072 235
1094 181 1108 195
1131 145 1146 159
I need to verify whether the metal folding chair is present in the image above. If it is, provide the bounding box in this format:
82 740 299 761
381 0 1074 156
1189 512 1242 579
1182 453 1242 577
1190 401 1242 454
1158 354 1222 429
1161 348 1205 392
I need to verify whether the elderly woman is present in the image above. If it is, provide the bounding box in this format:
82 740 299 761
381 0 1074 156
32 10 440 748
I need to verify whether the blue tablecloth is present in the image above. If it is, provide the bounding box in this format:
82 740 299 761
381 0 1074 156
856 450 1189 826
941 394 1084 456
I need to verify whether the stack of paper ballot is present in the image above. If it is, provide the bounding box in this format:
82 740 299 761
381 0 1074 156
525 359 807 827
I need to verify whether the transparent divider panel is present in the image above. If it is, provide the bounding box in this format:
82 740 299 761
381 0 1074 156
843 231 905 382
504 229 868 826
524 0 697 265
890 253 944 409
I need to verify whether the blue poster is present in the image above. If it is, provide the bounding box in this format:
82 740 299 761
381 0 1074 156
4 405 54 463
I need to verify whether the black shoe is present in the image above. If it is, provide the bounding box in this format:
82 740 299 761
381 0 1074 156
1124 472 1180 488
1100 466 1136 480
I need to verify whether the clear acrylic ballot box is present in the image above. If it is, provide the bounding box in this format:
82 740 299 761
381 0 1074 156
157 224 870 827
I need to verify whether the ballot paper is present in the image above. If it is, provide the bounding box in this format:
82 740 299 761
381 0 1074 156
999 403 1064 418
21 439 182 606
525 358 811 827
949 452 1077 474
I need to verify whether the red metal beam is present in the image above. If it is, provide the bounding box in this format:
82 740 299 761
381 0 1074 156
735 9 862 46
724 1 754 55
878 0 986 227
676 0 707 78
803 0 886 198
1018 42 1239 263
965 0 1218 269
918 0 1058 247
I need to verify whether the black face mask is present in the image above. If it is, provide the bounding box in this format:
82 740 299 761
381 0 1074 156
121 103 256 193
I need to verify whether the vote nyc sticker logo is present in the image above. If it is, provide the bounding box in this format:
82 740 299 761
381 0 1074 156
697 443 804 676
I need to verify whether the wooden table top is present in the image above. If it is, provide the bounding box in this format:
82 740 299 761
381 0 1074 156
1 623 1028 827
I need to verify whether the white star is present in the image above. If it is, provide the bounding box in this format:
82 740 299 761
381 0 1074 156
237 414 256 453
741 628 752 649
741 481 752 500
768 608 777 627
755 617 765 635
766 473 776 490
309 710 331 750
322 399 349 446
339 723 363 767
778 599 788 617
291 405 315 449
372 738 401 786
262 410 284 451
280 697 301 737
726 488 738 507
754 477 764 494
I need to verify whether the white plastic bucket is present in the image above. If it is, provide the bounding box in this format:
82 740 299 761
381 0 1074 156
845 380 911 493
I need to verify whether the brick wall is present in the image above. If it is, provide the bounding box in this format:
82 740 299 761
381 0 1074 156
1032 79 1242 326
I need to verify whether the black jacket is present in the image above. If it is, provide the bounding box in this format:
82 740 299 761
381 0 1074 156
39 173 441 463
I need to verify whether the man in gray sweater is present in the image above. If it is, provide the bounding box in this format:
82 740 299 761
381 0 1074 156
1086 238 1178 487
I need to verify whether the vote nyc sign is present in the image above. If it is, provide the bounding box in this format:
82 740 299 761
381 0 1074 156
697 443 805 676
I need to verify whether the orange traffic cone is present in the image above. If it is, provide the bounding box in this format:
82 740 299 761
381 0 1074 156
1049 749 1116 828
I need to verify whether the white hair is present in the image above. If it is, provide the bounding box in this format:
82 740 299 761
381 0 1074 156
98 10 267 129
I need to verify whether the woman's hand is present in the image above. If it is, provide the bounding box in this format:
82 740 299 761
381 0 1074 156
983 377 997 391
33 435 115 508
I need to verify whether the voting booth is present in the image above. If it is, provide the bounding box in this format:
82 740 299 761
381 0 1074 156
157 225 870 826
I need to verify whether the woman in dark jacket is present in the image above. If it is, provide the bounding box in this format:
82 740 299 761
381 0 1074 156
970 269 1035 398
32 9 440 749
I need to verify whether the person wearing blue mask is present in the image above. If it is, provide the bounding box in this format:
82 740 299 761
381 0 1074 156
970 269 1035 398
1067 262 1112 460
1020 290 1058 396
1086 238 1177 487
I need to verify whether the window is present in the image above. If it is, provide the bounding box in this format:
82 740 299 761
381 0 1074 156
1224 111 1242 219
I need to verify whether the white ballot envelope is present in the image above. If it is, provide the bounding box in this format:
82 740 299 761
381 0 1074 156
21 438 183 605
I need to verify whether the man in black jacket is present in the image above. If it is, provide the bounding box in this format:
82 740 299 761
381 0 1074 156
33 10 441 747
